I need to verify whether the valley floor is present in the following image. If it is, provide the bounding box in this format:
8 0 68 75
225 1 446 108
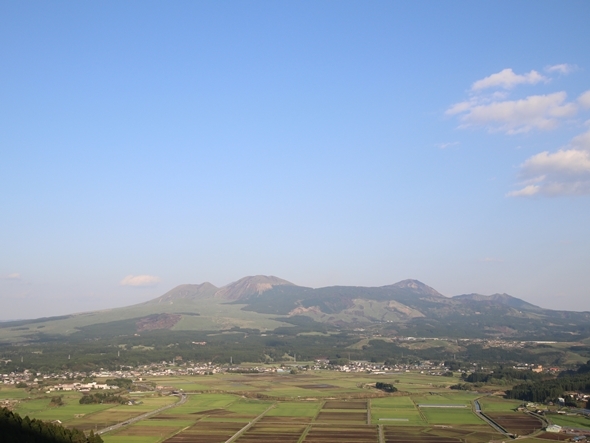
3 371 590 443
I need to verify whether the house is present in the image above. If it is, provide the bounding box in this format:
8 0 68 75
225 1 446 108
546 424 562 433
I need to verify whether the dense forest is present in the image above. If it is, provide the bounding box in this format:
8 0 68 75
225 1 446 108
79 392 127 405
506 361 590 403
463 367 546 384
1 325 589 373
0 407 103 443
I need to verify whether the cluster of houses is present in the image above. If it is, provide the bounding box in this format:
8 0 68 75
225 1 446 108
1 358 458 391
45 381 116 393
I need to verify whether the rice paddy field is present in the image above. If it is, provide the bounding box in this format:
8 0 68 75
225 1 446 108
1 370 580 442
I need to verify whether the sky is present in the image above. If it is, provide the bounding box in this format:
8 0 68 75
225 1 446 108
1 1 590 319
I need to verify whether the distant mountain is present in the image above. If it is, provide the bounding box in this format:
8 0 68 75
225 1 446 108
1 275 589 342
453 293 543 311
214 275 294 301
383 279 445 298
145 282 219 304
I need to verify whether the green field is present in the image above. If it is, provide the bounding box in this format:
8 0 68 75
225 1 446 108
478 396 522 412
549 414 590 430
3 371 586 443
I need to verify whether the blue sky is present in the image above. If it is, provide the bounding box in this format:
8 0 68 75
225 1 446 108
1 1 589 319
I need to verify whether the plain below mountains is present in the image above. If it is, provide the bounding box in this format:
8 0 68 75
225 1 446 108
1 275 589 342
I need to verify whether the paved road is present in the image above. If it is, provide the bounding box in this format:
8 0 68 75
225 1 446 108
97 393 187 435
473 399 514 439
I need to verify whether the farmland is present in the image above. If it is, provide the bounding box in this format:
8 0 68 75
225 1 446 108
1 370 577 443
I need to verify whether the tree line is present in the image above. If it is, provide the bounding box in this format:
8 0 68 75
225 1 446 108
0 407 103 443
506 361 590 403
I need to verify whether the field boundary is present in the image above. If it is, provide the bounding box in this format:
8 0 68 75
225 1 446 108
97 393 186 435
224 402 276 443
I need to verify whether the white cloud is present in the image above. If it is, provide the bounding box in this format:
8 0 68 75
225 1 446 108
448 92 578 134
545 64 577 74
120 274 160 287
508 130 590 197
446 101 472 115
522 149 590 175
450 66 590 198
572 129 590 149
506 185 540 197
1 273 21 280
579 90 590 109
471 68 548 91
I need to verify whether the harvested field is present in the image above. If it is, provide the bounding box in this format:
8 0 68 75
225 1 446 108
191 409 228 415
257 416 311 424
114 425 175 437
304 424 378 443
536 432 571 441
486 413 542 435
236 422 307 443
323 400 367 409
150 415 196 420
316 411 367 422
383 427 462 443
163 421 245 443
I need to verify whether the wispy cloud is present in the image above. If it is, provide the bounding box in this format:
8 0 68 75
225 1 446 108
507 129 590 197
448 66 590 199
447 92 578 134
120 274 161 287
471 68 548 91
506 185 540 198
545 64 577 75
448 68 586 135
1 273 21 280
579 90 590 109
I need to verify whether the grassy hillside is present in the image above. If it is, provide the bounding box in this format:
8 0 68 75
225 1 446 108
1 276 589 344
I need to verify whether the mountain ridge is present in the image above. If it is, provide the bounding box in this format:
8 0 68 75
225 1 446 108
1 275 589 342
213 275 294 301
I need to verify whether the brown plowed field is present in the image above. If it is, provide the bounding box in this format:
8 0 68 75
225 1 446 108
383 430 461 443
486 413 542 435
536 432 571 441
163 421 245 443
316 411 367 422
235 422 307 443
304 424 378 443
323 400 367 409
115 426 176 437
384 438 461 443
257 416 311 424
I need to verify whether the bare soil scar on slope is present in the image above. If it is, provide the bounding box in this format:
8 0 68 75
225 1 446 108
136 314 182 332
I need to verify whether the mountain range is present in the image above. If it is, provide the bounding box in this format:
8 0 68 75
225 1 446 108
1 275 589 342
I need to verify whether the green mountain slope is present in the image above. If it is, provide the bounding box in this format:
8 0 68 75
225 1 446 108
1 276 589 342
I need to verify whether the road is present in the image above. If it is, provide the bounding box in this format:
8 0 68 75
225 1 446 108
224 403 276 443
473 399 514 439
97 393 187 435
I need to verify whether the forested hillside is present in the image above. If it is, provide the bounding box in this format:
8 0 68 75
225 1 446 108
0 407 103 443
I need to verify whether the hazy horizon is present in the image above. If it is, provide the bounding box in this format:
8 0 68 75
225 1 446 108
2 1 590 319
